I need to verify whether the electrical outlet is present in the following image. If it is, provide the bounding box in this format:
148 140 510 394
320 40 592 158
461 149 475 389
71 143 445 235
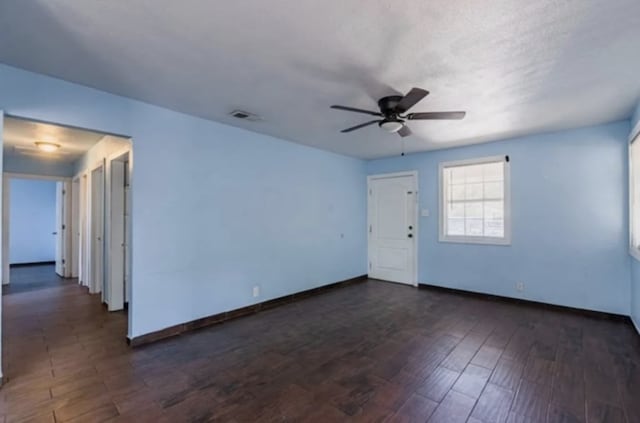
516 282 524 292
252 286 260 297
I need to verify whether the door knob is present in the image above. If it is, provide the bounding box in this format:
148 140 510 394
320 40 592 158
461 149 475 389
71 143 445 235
52 232 58 235
408 234 413 238
408 226 413 230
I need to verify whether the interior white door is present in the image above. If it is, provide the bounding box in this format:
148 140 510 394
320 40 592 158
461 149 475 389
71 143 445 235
124 161 131 304
71 178 80 278
80 174 89 286
90 166 104 294
108 159 125 311
368 173 417 285
55 182 65 276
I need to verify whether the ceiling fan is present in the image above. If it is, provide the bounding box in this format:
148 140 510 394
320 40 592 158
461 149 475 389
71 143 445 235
330 88 465 137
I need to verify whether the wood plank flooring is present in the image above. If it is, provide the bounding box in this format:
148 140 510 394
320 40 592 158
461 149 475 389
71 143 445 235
2 269 640 422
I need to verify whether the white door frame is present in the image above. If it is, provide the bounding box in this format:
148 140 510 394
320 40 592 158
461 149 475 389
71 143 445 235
367 171 419 286
71 176 80 278
88 161 105 296
76 171 89 287
2 172 73 285
105 146 132 311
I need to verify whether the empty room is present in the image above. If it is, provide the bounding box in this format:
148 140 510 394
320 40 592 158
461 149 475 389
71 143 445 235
0 1 639 422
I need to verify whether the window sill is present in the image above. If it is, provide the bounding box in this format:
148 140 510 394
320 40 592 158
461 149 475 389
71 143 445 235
439 235 511 246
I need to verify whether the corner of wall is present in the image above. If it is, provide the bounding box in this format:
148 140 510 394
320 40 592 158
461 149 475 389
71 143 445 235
0 109 5 381
630 101 640 335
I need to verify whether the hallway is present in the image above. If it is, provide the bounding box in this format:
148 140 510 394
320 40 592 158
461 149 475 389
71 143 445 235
2 264 74 296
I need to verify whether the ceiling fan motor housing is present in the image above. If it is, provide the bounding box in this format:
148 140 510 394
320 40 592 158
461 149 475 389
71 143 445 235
378 95 404 116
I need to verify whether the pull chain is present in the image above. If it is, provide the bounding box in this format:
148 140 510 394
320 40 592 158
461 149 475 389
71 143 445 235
401 138 405 156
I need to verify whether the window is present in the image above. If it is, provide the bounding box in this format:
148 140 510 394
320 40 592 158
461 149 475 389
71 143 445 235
630 134 640 259
440 155 511 245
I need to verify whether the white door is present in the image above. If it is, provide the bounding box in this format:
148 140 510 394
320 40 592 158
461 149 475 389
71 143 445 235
108 159 126 311
124 161 131 304
90 165 104 294
80 174 89 286
368 172 418 285
71 178 80 278
55 182 65 276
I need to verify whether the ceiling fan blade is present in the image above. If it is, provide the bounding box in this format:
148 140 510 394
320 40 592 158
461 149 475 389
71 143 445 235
331 105 383 117
398 125 412 137
407 111 466 120
340 120 381 133
395 88 429 113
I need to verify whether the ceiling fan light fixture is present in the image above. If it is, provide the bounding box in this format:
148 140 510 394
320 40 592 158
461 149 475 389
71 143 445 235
379 120 404 133
35 141 61 152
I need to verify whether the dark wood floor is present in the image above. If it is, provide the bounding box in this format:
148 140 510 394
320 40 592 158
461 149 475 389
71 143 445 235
1 276 640 422
3 264 74 295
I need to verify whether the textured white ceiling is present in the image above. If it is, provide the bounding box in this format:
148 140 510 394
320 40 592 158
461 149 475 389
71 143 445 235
0 1 639 159
3 117 105 163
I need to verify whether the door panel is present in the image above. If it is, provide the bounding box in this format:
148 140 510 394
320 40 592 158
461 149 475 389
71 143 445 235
368 173 417 285
55 182 64 276
108 159 125 311
90 166 104 294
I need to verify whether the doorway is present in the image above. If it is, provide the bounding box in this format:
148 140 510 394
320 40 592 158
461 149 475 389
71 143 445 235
367 171 418 286
1 116 133 309
1 115 134 383
2 175 71 294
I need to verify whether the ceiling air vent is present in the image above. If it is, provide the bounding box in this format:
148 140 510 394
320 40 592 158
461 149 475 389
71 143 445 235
229 110 262 122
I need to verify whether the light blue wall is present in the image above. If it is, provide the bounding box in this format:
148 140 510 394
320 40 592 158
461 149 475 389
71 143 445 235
0 64 367 337
630 101 640 331
9 179 56 264
368 121 631 315
4 154 75 178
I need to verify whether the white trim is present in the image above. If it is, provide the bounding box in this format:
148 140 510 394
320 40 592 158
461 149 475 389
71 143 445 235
368 170 419 181
0 109 3 382
631 119 640 144
629 132 640 261
367 170 419 287
3 172 71 182
88 161 105 297
1 177 8 286
630 248 640 262
105 146 132 311
632 315 640 336
438 155 511 246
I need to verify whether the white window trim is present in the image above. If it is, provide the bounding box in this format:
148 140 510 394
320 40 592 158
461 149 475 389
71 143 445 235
629 131 640 261
438 155 511 246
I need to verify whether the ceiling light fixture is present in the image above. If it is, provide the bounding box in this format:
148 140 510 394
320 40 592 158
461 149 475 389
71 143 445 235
378 120 404 133
35 141 61 152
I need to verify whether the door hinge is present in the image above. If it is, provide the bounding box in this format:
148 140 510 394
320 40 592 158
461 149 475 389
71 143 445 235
62 259 65 264
62 224 66 230
62 189 66 195
369 224 372 233
369 189 372 195
369 262 372 270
